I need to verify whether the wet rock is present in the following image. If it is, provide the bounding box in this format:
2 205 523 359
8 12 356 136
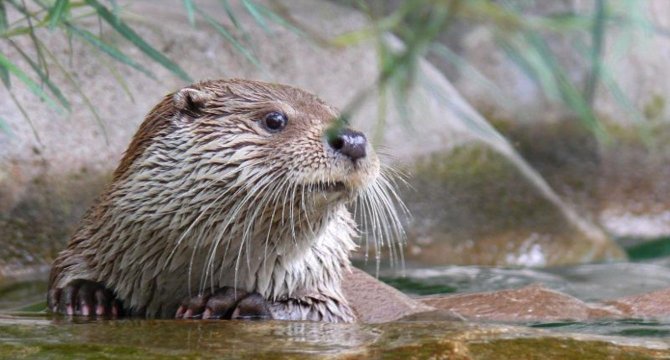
343 268 434 323
418 283 670 324
399 144 625 266
0 0 402 271
492 118 670 245
421 284 618 322
607 288 670 319
434 0 670 243
597 127 670 241
0 0 627 271
1 315 669 359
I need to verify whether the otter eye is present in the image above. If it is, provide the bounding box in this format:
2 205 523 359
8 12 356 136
263 112 288 132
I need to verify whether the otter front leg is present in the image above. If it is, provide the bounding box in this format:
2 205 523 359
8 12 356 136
175 287 272 320
48 279 122 317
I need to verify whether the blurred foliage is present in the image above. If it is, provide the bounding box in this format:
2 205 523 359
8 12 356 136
0 0 288 136
0 0 661 140
331 0 661 142
626 237 670 261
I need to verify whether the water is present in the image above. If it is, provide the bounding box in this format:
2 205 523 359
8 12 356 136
2 260 670 358
374 258 670 342
379 262 670 301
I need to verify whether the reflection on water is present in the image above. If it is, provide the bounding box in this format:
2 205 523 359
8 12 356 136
2 261 670 358
379 261 670 301
531 320 670 339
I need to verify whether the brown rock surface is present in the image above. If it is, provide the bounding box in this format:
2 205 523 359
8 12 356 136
343 267 434 323
418 284 670 323
607 288 670 319
420 284 618 322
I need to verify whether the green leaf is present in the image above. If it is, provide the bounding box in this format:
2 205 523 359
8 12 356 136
241 0 269 33
4 82 42 143
1 26 35 38
84 0 191 82
0 115 11 135
0 52 62 112
48 0 69 29
220 0 244 31
0 1 9 87
248 1 305 37
196 6 262 69
0 1 6 31
37 40 109 142
10 41 70 110
183 0 196 26
66 24 155 78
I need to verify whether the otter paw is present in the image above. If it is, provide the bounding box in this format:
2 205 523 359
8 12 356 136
175 287 272 320
48 279 122 317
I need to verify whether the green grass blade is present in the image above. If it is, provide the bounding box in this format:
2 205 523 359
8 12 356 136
241 0 269 33
0 2 7 31
37 40 109 142
252 2 305 37
48 0 69 29
0 1 9 87
584 0 606 105
84 0 191 82
431 43 512 108
0 52 62 112
4 82 42 143
524 32 608 140
91 47 135 103
66 24 155 78
2 26 35 38
0 115 11 135
108 0 120 23
220 0 244 31
497 37 560 101
195 6 262 69
183 0 196 26
10 41 70 110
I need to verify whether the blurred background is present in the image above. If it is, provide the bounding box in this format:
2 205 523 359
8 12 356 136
1 0 670 314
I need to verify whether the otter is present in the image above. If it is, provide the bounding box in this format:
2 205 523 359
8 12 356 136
47 79 405 323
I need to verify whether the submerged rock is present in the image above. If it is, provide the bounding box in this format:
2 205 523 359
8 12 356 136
0 314 668 359
420 283 670 324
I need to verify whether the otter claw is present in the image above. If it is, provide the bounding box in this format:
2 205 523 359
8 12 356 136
48 279 121 317
231 293 272 320
176 287 272 320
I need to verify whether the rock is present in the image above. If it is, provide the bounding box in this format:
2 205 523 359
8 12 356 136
421 284 618 322
418 283 670 323
343 267 434 323
607 288 670 319
0 0 625 272
398 144 625 266
489 118 670 245
434 0 670 243
0 314 669 359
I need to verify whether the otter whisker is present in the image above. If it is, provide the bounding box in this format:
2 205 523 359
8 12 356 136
256 176 285 271
232 171 284 288
196 164 269 290
48 79 397 323
202 166 283 292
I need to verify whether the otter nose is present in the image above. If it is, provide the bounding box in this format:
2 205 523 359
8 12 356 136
328 128 367 161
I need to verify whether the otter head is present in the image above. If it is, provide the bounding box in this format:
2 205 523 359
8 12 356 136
170 80 381 203
114 79 401 253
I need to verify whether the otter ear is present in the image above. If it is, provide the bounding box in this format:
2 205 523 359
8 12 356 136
172 88 214 115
